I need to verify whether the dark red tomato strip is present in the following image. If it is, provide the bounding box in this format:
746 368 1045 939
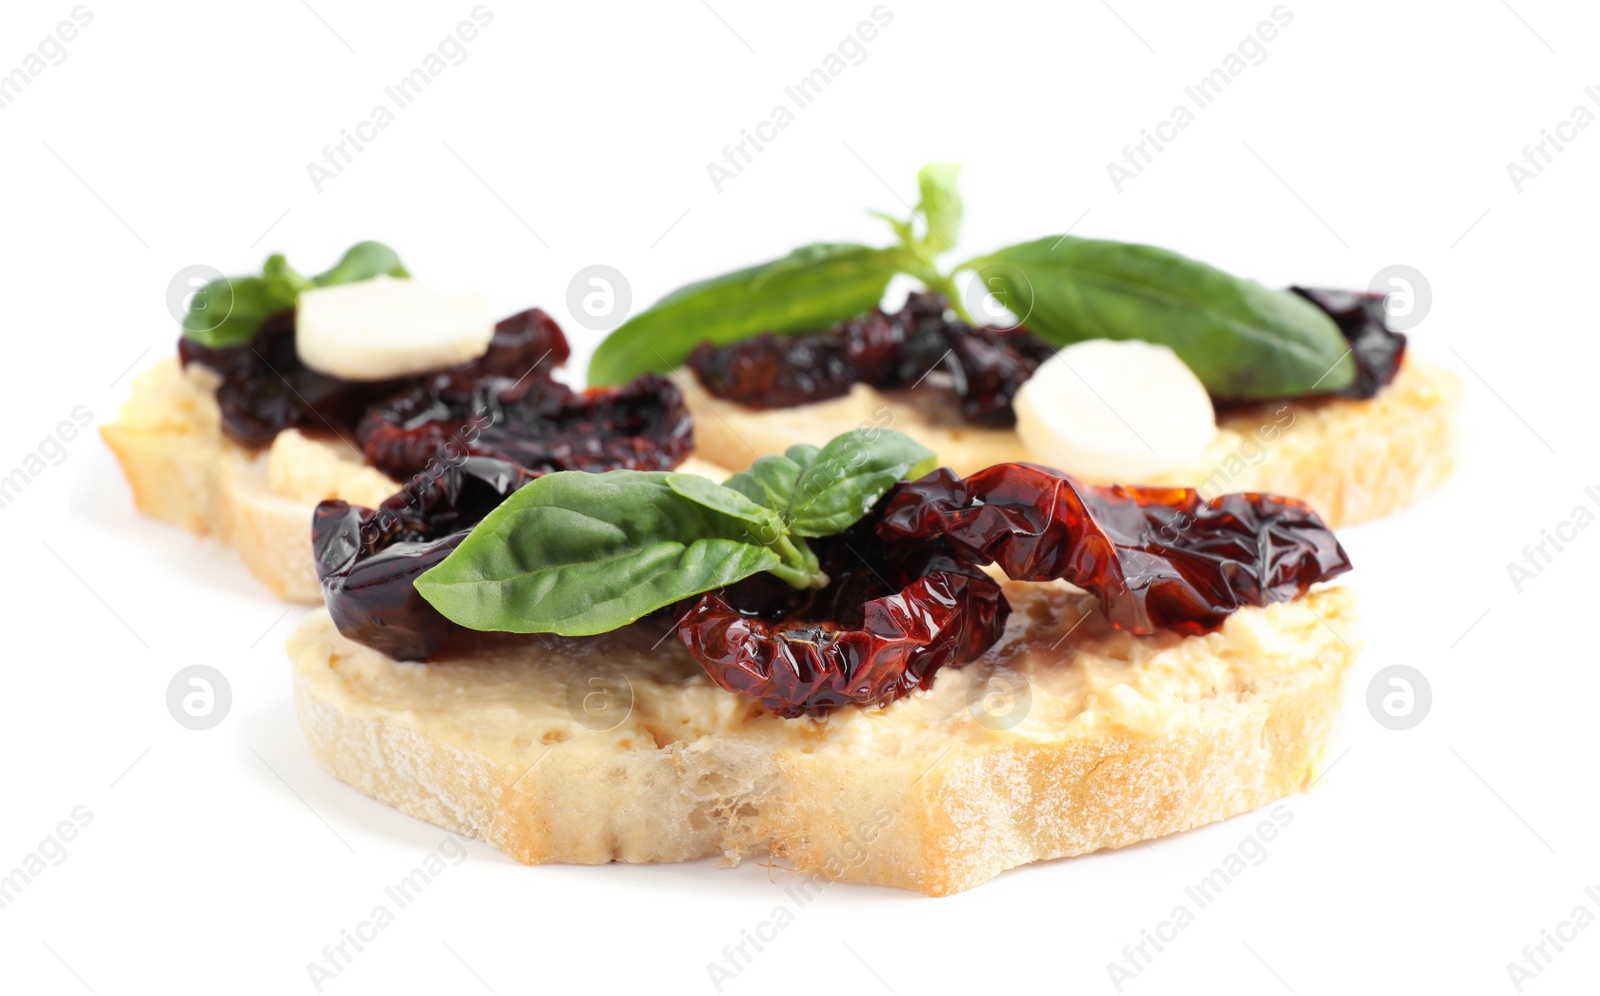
314 456 537 661
180 307 571 450
1289 287 1406 400
358 372 692 480
678 570 1009 718
686 291 1055 427
877 464 1352 637
673 514 1011 717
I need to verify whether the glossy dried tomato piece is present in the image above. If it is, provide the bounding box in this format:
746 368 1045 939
678 571 1008 718
878 464 1351 636
357 372 693 479
428 306 572 389
940 322 1060 426
178 310 407 448
686 332 856 408
179 307 571 450
674 514 1011 717
865 292 1056 426
317 376 693 661
685 292 1055 427
1291 287 1407 400
313 456 538 661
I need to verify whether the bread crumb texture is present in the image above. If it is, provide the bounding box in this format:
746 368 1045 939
290 583 1359 895
100 359 399 600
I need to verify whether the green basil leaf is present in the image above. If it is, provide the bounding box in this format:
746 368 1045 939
313 240 410 286
917 162 963 252
964 236 1355 399
784 443 822 466
415 470 785 636
586 242 907 386
665 472 779 529
868 209 915 249
181 242 408 349
181 255 309 348
728 431 936 538
264 254 314 294
786 430 936 536
724 445 816 512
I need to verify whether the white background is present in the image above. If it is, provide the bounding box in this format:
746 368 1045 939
1 0 1596 993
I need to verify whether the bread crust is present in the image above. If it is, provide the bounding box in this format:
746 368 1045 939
680 357 1460 528
99 359 399 601
99 359 728 602
289 584 1359 895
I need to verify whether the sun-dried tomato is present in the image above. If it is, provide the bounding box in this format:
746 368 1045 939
685 292 1055 427
340 304 692 478
358 372 692 479
315 368 694 660
877 464 1351 637
179 307 572 449
1291 287 1407 400
679 460 1350 716
678 573 1004 718
674 514 1011 717
177 310 404 448
940 321 1059 426
686 331 856 408
297 308 693 661
313 456 538 661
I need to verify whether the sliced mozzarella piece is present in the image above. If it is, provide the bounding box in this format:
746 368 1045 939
1014 339 1216 482
296 275 495 381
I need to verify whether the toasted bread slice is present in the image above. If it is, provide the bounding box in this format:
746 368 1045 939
289 582 1358 895
679 358 1459 527
100 360 402 601
100 359 729 602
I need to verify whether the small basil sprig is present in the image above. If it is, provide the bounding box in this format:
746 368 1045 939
182 241 409 349
961 237 1355 399
587 164 962 386
917 162 963 253
415 429 936 636
725 429 936 538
